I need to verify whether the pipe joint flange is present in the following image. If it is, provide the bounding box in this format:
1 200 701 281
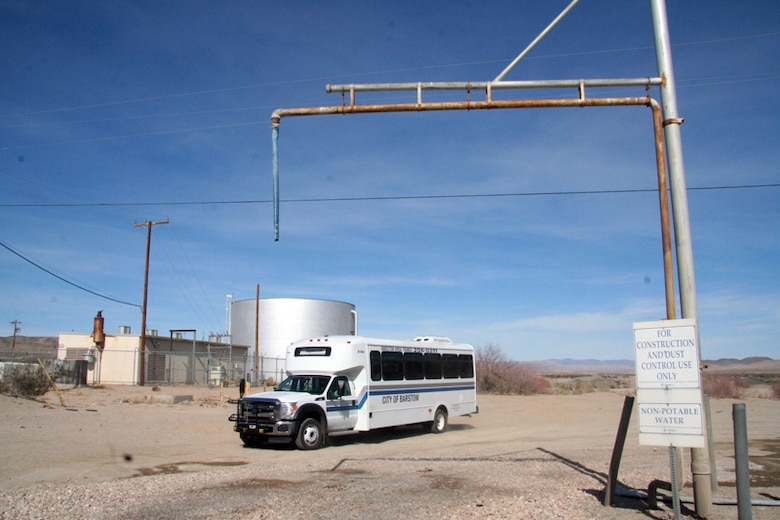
662 117 685 127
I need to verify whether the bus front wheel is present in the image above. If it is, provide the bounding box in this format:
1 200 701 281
296 418 324 450
430 407 448 434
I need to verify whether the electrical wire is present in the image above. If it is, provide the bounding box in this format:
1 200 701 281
0 183 776 209
2 30 776 124
0 239 141 309
4 62 777 150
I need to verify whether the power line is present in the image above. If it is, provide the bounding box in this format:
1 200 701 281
4 121 262 150
4 61 776 151
0 105 269 130
0 183 777 209
3 30 776 121
0 239 141 309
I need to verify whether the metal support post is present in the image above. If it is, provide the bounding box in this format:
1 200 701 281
603 395 634 506
733 403 753 520
649 1 710 515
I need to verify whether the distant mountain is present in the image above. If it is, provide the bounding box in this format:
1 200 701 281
531 356 780 375
703 356 780 374
0 336 58 359
3 337 778 375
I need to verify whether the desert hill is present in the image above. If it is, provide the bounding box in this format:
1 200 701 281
0 336 57 359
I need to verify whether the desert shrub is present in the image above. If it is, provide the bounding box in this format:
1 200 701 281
4 364 51 397
703 373 748 399
553 378 597 395
772 381 780 400
573 379 594 394
475 344 551 395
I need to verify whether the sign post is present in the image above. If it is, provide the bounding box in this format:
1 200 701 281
634 319 704 518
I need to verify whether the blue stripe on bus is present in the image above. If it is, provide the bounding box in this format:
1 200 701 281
326 391 368 412
370 384 475 396
325 384 474 412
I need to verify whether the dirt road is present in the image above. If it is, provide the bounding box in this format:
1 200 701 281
0 385 777 519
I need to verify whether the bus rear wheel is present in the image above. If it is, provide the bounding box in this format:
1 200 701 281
296 418 324 450
430 407 448 434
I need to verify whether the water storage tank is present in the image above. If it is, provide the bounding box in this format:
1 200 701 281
230 298 356 360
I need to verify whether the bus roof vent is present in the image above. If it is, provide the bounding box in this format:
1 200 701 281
413 336 452 343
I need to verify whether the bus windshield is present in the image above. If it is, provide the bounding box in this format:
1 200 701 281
276 375 330 395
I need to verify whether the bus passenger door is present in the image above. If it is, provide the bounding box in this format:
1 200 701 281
326 376 359 432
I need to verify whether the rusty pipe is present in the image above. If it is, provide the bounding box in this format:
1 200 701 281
272 95 655 128
271 95 677 321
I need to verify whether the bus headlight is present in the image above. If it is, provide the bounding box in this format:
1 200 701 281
275 402 298 420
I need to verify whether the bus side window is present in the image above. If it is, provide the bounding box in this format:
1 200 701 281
339 377 351 396
442 354 460 379
328 377 350 398
424 353 442 379
404 352 424 380
370 351 382 381
382 352 404 381
459 354 474 378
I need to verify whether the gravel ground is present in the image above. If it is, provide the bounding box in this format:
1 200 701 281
0 385 778 519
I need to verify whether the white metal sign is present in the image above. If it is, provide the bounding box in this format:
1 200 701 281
635 319 700 388
634 319 705 448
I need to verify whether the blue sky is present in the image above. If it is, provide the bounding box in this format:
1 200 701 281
1 1 778 361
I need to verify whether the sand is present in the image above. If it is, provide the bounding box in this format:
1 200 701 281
0 384 778 519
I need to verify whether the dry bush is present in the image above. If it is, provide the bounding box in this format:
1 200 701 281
570 379 594 395
3 364 51 397
703 373 749 399
476 344 551 395
772 381 780 399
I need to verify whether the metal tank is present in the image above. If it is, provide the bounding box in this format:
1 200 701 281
230 298 357 380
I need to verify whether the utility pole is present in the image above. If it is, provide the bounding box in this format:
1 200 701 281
650 1 710 516
10 320 21 350
254 284 260 384
134 219 169 386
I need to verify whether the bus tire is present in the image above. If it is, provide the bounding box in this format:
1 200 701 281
296 418 324 450
430 407 448 434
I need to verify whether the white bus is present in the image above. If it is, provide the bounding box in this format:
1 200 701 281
230 335 477 449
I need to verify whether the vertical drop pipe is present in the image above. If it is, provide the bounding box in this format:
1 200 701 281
272 123 280 241
733 403 753 520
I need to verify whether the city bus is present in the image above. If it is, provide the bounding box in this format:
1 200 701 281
230 335 477 449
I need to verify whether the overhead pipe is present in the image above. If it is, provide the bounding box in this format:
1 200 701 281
271 93 680 391
326 77 662 95
275 76 663 240
272 87 676 331
272 94 659 242
272 94 656 123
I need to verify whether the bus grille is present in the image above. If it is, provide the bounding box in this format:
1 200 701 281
239 399 277 424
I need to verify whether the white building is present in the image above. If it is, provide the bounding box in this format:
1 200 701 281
57 328 248 386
